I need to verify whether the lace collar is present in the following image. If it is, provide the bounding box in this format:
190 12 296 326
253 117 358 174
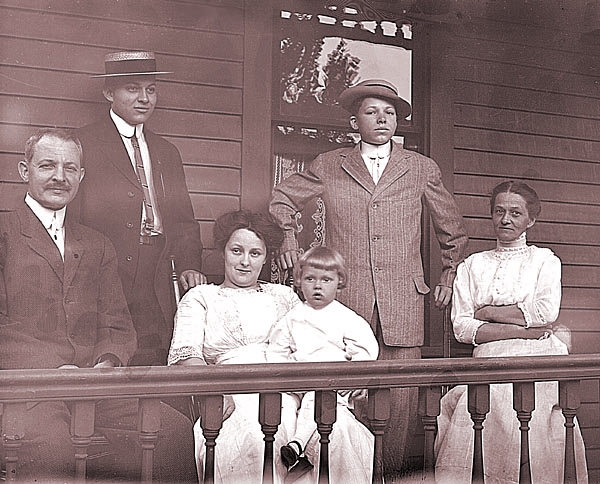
493 233 530 257
218 282 265 294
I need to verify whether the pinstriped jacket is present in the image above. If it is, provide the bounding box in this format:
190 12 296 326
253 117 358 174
270 141 468 346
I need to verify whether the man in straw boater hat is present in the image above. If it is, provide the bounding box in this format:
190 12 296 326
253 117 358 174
270 79 467 476
74 51 205 368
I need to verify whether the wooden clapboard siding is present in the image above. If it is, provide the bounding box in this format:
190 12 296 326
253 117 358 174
431 21 600 352
0 0 248 281
428 3 600 474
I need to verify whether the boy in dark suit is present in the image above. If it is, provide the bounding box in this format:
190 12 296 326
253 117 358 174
75 51 204 366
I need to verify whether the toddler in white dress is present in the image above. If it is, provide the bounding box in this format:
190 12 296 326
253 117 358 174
266 246 379 482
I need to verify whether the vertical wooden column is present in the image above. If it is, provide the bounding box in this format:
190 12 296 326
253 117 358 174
367 388 391 484
2 403 26 482
200 395 225 484
314 390 337 484
367 388 390 484
259 393 282 484
138 398 161 484
419 386 442 479
70 400 96 481
513 382 535 484
468 384 490 484
559 380 580 484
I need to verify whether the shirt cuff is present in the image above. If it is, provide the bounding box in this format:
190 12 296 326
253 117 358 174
517 302 533 328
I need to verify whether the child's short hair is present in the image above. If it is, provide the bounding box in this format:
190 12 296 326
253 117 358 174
293 246 348 289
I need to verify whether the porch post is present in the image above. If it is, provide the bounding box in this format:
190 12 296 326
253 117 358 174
468 384 490 484
559 380 580 484
513 382 535 484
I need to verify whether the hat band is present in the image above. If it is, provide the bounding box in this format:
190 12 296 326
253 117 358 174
105 58 157 75
367 83 398 96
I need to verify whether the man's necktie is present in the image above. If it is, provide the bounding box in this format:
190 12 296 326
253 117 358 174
368 153 385 184
130 135 155 243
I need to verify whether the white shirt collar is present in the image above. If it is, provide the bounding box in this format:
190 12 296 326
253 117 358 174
25 194 66 231
360 140 391 159
110 109 143 139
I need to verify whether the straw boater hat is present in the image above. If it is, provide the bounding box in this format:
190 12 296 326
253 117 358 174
91 51 172 78
338 79 412 119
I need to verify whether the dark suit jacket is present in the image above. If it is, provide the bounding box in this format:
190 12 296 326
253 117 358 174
0 205 136 369
270 141 468 346
73 114 202 337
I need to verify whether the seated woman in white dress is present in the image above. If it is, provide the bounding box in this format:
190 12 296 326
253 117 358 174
167 210 374 484
435 181 588 484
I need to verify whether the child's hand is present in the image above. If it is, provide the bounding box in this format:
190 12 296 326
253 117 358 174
338 389 367 402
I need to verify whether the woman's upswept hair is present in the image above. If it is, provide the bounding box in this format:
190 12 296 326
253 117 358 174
213 210 284 254
490 181 541 220
293 246 348 290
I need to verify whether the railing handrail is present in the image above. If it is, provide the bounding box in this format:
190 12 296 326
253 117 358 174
0 354 598 402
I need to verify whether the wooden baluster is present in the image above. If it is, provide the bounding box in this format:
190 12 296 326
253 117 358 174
367 388 390 484
259 393 282 484
468 384 490 484
513 382 535 484
314 390 337 484
419 386 442 480
70 401 96 481
2 403 26 482
199 395 224 484
559 380 580 484
138 398 161 484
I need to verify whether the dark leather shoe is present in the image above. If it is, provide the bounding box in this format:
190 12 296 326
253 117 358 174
285 456 313 483
281 442 301 468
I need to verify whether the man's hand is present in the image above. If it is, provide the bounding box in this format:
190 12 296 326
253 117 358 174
277 250 300 271
179 270 207 290
434 284 452 309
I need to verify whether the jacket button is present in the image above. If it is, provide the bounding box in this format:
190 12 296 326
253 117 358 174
128 191 135 198
126 222 134 229
372 202 378 208
126 255 133 261
372 236 379 241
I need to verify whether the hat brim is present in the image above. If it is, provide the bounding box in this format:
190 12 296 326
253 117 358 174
338 86 412 119
91 71 173 78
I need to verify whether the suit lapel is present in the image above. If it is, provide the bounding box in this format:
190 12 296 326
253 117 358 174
18 206 64 283
373 143 411 196
341 146 376 194
96 117 140 188
63 221 84 290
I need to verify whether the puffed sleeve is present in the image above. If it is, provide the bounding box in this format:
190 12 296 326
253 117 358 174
167 286 209 365
265 312 295 363
343 310 379 361
451 259 486 345
517 251 561 327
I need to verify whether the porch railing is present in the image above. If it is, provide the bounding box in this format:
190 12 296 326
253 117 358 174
1 354 598 483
